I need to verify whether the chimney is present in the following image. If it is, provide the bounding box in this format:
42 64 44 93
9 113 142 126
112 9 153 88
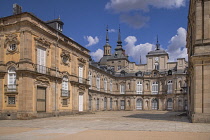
13 4 22 15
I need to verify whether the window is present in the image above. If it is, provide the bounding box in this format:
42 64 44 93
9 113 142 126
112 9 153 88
8 96 15 105
62 99 68 106
110 98 112 110
104 78 107 92
167 80 173 94
136 81 143 94
37 47 46 74
154 62 159 70
62 76 69 97
8 67 16 91
97 98 100 110
89 95 92 110
152 82 158 94
136 98 143 110
104 97 107 110
120 84 125 94
152 99 158 110
79 66 83 83
167 98 173 110
96 76 100 91
9 44 17 51
118 65 121 70
88 72 92 89
110 80 112 93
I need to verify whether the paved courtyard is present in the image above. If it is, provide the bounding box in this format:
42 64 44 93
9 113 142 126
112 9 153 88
0 111 210 140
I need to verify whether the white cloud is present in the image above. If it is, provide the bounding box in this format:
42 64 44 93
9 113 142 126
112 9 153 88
109 29 116 32
120 13 150 29
106 0 187 13
84 36 99 47
167 27 187 61
124 36 155 64
105 0 187 29
90 49 104 62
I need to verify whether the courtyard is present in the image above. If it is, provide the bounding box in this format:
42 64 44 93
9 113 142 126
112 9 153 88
0 111 210 140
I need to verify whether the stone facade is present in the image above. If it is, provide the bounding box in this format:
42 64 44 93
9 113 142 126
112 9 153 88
0 13 90 119
186 0 210 123
0 11 187 120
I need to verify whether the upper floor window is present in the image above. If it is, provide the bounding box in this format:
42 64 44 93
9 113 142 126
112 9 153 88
37 46 46 74
152 82 158 94
136 81 143 94
62 76 69 97
118 65 121 70
110 80 112 92
167 80 173 94
8 67 16 91
88 71 92 89
104 78 107 92
96 76 100 91
120 84 125 94
154 62 159 70
79 66 83 83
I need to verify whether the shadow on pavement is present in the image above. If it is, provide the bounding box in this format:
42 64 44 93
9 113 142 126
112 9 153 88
123 111 189 122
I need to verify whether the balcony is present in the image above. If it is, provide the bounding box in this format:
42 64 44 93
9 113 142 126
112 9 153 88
78 77 88 84
61 89 70 97
4 84 18 94
34 64 51 75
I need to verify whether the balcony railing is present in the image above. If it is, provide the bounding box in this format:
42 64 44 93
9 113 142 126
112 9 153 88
78 77 88 84
4 84 18 93
61 89 70 97
34 64 51 75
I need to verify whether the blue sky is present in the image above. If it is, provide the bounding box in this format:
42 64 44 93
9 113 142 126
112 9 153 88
0 0 189 64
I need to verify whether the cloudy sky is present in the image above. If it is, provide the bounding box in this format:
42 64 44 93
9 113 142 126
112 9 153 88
0 0 189 64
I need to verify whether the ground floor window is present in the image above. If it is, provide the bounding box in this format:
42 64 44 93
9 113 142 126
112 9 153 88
120 100 125 110
167 98 173 110
136 98 143 110
8 96 15 105
152 99 158 110
89 95 92 110
62 99 68 106
104 97 107 110
97 98 99 110
110 98 112 110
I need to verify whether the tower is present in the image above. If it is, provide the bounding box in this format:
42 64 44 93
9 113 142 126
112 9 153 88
103 25 111 56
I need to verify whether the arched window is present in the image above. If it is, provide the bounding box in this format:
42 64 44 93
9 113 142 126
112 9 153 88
96 75 100 91
136 98 143 110
8 67 16 91
167 98 173 110
62 76 69 97
167 80 173 94
152 99 158 110
104 78 107 92
88 71 92 89
104 97 107 110
152 82 158 94
110 80 112 93
154 62 159 70
136 81 143 94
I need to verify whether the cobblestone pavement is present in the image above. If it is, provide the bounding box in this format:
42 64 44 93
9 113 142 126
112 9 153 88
0 111 210 140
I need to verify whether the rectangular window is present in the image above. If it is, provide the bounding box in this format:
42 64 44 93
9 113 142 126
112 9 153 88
79 66 83 83
8 96 15 105
120 85 125 94
88 74 92 89
96 77 100 91
152 82 158 94
136 82 143 94
37 47 46 74
62 99 68 106
110 81 112 93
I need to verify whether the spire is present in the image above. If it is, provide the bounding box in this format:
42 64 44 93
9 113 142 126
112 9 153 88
106 25 109 44
156 35 160 50
117 25 122 45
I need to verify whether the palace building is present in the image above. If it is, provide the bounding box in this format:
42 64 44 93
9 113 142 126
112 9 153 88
186 0 210 123
0 7 187 119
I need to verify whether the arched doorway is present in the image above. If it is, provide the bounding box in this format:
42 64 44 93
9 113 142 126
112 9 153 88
167 98 173 110
152 98 158 110
136 98 143 110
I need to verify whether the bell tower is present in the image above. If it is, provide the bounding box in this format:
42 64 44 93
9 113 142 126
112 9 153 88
103 25 111 56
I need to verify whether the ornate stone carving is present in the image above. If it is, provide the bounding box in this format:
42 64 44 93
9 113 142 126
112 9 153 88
60 51 70 65
78 57 86 63
34 37 51 47
4 34 20 53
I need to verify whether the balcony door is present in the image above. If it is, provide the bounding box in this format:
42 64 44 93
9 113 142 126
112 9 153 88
37 46 46 74
79 66 83 83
